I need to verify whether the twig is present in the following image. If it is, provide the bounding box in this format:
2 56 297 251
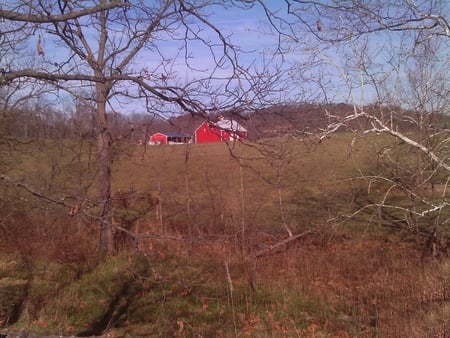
224 261 238 338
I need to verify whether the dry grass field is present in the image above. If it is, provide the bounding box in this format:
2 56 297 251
0 134 449 337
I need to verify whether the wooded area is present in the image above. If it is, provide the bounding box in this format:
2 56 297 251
1 0 449 336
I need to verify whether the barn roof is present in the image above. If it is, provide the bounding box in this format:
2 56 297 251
154 132 191 138
214 119 247 132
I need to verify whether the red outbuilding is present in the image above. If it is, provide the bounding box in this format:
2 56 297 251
195 118 247 143
149 132 192 145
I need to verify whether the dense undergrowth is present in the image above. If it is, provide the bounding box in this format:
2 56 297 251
1 234 449 337
1 134 449 336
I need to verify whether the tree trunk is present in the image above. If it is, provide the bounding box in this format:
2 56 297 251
96 81 114 256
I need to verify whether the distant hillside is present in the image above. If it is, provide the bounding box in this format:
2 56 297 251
244 103 352 139
159 103 353 140
146 103 449 141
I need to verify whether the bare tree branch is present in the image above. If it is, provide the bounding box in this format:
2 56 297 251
0 1 129 23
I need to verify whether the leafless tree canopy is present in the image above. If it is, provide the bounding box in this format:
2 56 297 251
275 0 450 252
0 0 286 255
1 0 449 255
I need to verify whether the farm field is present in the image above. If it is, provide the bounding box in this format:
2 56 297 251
2 0 448 336
0 134 449 337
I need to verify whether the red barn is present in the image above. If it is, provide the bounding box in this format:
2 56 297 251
149 132 191 145
195 118 247 143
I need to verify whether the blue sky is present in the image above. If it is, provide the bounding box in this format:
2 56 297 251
116 1 294 114
147 2 284 74
4 1 448 116
2 1 337 114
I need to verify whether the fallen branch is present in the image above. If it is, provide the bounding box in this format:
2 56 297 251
253 230 313 258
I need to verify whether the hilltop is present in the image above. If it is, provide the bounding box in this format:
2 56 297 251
145 102 446 141
148 103 351 140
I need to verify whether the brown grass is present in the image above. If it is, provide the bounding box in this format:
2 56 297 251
1 134 449 336
120 231 450 337
254 234 449 337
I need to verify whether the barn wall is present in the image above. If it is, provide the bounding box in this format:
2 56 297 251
195 121 248 143
195 122 221 143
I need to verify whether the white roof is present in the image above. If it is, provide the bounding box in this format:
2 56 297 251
214 119 247 132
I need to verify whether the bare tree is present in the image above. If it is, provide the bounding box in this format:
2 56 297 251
0 1 281 256
263 0 450 252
